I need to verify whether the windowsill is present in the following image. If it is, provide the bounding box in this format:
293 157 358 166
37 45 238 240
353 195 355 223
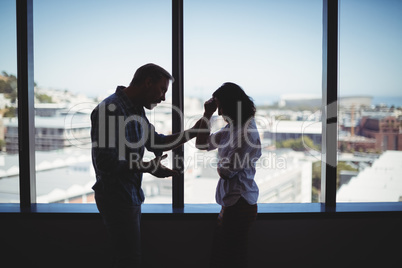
0 202 401 219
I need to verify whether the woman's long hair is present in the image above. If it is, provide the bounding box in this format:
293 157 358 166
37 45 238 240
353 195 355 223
212 82 256 125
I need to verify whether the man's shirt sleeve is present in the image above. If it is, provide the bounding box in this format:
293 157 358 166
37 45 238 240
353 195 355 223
145 122 166 157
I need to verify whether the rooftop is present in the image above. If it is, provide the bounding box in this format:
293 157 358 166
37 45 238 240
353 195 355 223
0 148 94 203
269 120 322 134
337 150 402 202
4 115 91 129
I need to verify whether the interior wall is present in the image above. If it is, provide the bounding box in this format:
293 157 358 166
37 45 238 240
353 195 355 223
0 214 400 268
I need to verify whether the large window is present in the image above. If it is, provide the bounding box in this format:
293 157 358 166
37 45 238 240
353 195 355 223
183 0 323 204
32 0 172 204
3 0 401 211
337 0 402 202
0 0 19 203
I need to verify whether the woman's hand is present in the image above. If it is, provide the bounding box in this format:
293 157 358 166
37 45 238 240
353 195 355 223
204 98 217 118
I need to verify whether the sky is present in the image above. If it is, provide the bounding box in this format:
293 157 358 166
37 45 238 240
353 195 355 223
0 0 401 103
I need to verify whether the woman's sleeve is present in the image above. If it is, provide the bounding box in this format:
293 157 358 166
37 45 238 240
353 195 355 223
207 127 225 151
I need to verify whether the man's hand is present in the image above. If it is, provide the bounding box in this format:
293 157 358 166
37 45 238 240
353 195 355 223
146 154 179 178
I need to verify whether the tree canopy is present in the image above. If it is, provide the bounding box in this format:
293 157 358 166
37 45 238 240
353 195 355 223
275 136 319 151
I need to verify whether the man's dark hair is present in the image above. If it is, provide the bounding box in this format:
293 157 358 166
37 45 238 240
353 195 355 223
213 82 256 125
129 63 174 86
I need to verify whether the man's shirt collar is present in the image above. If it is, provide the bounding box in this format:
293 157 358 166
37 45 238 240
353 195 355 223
115 86 144 115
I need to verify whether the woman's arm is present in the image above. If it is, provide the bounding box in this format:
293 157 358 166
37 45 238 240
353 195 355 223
196 98 217 150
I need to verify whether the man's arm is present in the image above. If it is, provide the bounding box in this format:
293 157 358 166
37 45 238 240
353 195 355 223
147 116 206 152
146 98 217 152
159 118 203 151
92 104 176 179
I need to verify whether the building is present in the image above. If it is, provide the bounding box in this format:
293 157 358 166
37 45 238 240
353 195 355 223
0 148 94 203
180 147 313 204
255 149 312 203
0 147 177 204
337 150 402 202
339 95 373 109
263 120 322 146
278 94 321 108
338 134 377 152
4 115 91 153
34 103 69 117
338 96 373 136
359 115 402 151
0 94 12 110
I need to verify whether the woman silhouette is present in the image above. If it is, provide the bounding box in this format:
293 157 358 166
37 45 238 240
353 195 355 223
196 82 261 268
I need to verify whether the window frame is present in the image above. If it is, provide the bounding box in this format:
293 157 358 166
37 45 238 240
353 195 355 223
6 0 401 214
17 0 36 207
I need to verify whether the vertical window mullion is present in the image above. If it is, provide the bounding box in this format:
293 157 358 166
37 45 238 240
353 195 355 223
16 0 36 209
321 0 338 209
172 0 184 208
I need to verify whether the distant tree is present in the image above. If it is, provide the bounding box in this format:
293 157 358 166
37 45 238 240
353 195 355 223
312 161 321 202
276 136 319 151
0 80 13 94
3 106 16 117
274 115 291 121
36 93 53 103
7 74 17 89
312 186 320 203
0 73 17 96
311 161 358 193
9 90 18 103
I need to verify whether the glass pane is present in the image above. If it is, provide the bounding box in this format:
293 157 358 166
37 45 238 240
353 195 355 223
337 0 402 202
0 0 19 203
33 0 171 204
184 0 323 204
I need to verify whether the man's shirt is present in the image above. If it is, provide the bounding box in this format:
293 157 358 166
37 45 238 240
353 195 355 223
91 86 165 205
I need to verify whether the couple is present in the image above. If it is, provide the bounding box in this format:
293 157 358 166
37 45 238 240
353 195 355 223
91 63 261 268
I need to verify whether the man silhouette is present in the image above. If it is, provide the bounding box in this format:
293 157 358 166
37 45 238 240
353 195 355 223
91 63 200 267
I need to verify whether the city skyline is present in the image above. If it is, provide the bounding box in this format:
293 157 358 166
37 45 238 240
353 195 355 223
0 0 401 100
